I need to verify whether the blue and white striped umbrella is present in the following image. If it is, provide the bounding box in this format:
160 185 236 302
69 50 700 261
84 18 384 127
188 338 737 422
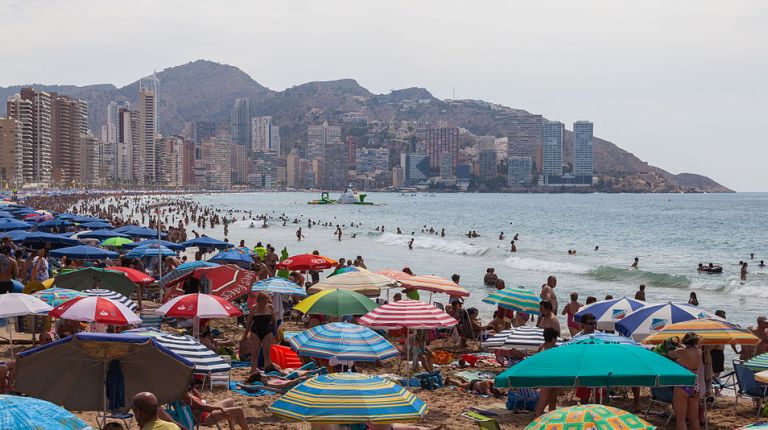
574 296 647 331
251 277 307 296
289 322 399 362
615 302 717 341
125 245 176 258
82 288 137 312
567 332 641 345
0 394 93 429
124 328 230 373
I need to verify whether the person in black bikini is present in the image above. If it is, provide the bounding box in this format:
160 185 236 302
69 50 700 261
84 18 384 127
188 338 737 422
240 292 276 372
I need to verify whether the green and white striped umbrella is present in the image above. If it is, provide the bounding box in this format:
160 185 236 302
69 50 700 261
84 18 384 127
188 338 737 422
746 353 768 372
482 286 540 315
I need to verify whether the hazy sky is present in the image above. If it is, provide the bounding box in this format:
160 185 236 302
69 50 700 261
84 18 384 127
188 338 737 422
1 0 766 191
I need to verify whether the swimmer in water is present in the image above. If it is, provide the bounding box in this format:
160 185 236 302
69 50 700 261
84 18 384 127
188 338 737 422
296 228 304 241
510 240 517 253
760 260 766 268
408 238 414 250
594 245 599 251
741 262 748 281
499 232 504 240
631 257 639 269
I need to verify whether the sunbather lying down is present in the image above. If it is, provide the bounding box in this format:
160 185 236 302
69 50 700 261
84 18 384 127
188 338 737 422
263 362 325 379
236 370 311 393
444 377 503 397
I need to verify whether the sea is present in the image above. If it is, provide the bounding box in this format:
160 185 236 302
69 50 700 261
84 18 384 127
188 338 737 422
185 191 768 329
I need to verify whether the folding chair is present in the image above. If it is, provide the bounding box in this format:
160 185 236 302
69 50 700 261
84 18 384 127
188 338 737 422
208 355 232 390
643 386 674 426
734 360 768 414
462 411 501 430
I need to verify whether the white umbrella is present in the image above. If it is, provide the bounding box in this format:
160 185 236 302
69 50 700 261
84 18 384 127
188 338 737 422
0 293 53 357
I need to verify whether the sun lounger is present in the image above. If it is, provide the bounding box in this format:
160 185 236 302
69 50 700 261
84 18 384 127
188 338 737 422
462 411 501 430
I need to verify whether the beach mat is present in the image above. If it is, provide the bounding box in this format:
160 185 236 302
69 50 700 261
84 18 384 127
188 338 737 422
229 381 273 397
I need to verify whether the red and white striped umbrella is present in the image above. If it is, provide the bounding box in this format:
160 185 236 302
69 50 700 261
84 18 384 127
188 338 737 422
400 275 470 297
374 269 414 282
155 293 242 319
49 296 141 325
358 299 458 329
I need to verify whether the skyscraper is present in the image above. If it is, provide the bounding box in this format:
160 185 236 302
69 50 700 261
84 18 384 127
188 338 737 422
573 120 594 185
307 121 342 160
508 156 533 186
401 153 429 185
355 148 389 175
139 73 159 184
231 98 251 147
477 136 497 179
0 118 24 187
286 149 302 188
542 121 564 184
7 88 52 186
507 114 544 174
117 108 140 184
191 121 216 144
50 93 88 185
251 116 280 153
425 126 459 173
102 101 129 181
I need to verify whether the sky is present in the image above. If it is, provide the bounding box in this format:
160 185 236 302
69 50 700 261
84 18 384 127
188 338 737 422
1 0 766 191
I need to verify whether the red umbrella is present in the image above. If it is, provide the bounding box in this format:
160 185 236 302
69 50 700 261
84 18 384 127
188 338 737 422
358 300 458 329
375 269 414 281
276 254 337 271
105 266 154 285
49 296 141 326
161 264 257 303
155 293 242 337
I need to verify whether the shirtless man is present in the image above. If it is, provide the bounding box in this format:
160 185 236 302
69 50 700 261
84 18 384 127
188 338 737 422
0 246 18 294
541 275 558 313
536 301 560 334
634 284 646 301
483 268 497 286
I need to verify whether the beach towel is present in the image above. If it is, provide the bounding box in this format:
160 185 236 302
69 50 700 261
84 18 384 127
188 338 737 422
106 359 125 411
229 381 273 397
166 400 196 430
456 370 499 381
230 360 251 368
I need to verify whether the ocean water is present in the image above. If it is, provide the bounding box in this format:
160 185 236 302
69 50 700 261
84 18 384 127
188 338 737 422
185 192 768 328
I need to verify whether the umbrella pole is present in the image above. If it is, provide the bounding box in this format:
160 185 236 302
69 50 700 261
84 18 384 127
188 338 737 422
193 316 200 339
9 319 14 359
102 360 107 424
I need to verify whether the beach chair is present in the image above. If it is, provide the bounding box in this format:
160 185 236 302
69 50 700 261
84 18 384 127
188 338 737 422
139 310 163 329
507 387 539 411
643 386 674 425
208 355 232 390
166 400 222 430
461 411 501 430
734 360 768 413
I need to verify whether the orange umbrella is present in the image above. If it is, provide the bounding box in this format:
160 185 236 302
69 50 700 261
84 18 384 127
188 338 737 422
642 319 759 346
400 275 469 297
375 269 414 281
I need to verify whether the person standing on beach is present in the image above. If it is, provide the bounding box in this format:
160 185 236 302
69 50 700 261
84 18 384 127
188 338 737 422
541 276 558 313
0 247 18 294
562 292 582 336
536 301 561 333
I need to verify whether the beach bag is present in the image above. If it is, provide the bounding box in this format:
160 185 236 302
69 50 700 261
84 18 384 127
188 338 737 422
506 388 538 411
416 371 443 390
433 350 454 365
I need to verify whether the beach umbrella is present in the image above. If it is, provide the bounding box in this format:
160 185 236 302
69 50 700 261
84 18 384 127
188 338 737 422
328 266 362 276
0 218 32 231
180 236 230 250
54 267 136 298
70 216 106 223
0 293 53 356
56 213 78 220
208 249 254 269
162 264 257 303
11 279 24 292
155 293 242 337
251 277 307 296
36 218 72 230
112 224 140 233
125 245 176 259
642 319 759 346
308 271 396 298
0 394 94 430
124 327 231 373
482 287 541 315
157 261 218 288
574 296 647 331
736 424 768 430
0 229 30 242
32 287 87 307
276 253 337 271
293 289 378 317
49 245 119 261
289 322 399 362
104 266 155 285
399 275 469 297
123 239 185 251
493 337 695 388
83 289 138 312
568 332 641 345
78 221 113 229
49 296 141 325
77 230 129 240
120 226 166 239
99 237 134 248
22 232 80 249
482 326 556 351
268 373 427 424
615 302 718 341
15 333 194 417
358 299 457 329
26 214 54 223
526 404 655 430
746 353 768 372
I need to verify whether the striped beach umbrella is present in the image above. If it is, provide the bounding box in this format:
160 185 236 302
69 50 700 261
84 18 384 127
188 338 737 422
526 404 655 430
158 261 218 288
399 275 469 297
359 300 457 329
251 277 307 296
308 271 396 298
0 394 94 430
82 288 138 312
293 289 377 317
268 373 427 424
745 353 768 372
104 266 155 285
482 326 556 351
642 319 759 346
289 322 399 362
482 287 540 315
575 296 647 331
736 423 768 430
32 287 87 307
374 269 414 281
615 302 718 341
49 296 141 325
124 328 230 373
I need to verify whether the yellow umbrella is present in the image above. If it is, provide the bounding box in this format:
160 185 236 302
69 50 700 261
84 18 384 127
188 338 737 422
41 278 54 289
308 271 395 298
756 371 768 385
642 319 759 346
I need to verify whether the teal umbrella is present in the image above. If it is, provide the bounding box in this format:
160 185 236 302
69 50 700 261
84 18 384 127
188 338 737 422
0 394 94 429
746 353 768 372
494 337 695 388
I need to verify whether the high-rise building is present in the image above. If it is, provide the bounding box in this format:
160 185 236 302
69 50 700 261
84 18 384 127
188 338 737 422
139 74 159 184
324 142 348 189
346 136 357 168
116 108 140 184
182 140 196 187
507 114 544 174
50 93 88 185
101 100 129 182
191 121 216 144
508 156 533 186
307 121 342 161
0 118 25 187
573 120 594 185
478 149 497 179
249 151 276 189
229 142 248 184
542 121 564 184
231 98 251 147
157 136 184 187
286 149 302 188
196 137 231 189
355 148 389 175
401 153 429 185
7 88 52 186
251 116 280 154
425 126 459 173
439 152 453 179
78 132 102 187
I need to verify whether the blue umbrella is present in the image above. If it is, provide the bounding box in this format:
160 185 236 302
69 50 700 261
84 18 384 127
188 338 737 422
125 245 176 259
70 216 106 223
209 249 253 268
0 229 30 242
123 239 185 251
0 394 94 430
112 224 140 233
181 236 231 250
36 219 72 230
0 211 13 218
289 322 399 362
574 296 647 331
615 302 716 341
22 232 80 249
56 213 79 220
0 218 32 232
49 245 119 261
158 261 218 288
124 328 231 373
252 277 307 296
79 221 113 229
122 226 167 239
567 332 641 345
77 230 130 240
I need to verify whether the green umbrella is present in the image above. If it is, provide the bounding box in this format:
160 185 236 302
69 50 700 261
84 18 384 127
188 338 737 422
482 286 541 315
54 267 137 298
526 404 656 430
100 237 134 248
294 289 377 317
494 337 695 388
746 353 768 372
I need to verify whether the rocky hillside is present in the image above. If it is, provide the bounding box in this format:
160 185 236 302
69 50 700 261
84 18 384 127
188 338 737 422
0 59 732 192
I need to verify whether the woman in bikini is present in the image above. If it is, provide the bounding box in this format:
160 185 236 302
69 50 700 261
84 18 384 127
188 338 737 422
669 332 702 430
184 383 249 430
562 292 582 336
240 292 275 372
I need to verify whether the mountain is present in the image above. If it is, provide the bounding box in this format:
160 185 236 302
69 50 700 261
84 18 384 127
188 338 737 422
0 59 732 192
